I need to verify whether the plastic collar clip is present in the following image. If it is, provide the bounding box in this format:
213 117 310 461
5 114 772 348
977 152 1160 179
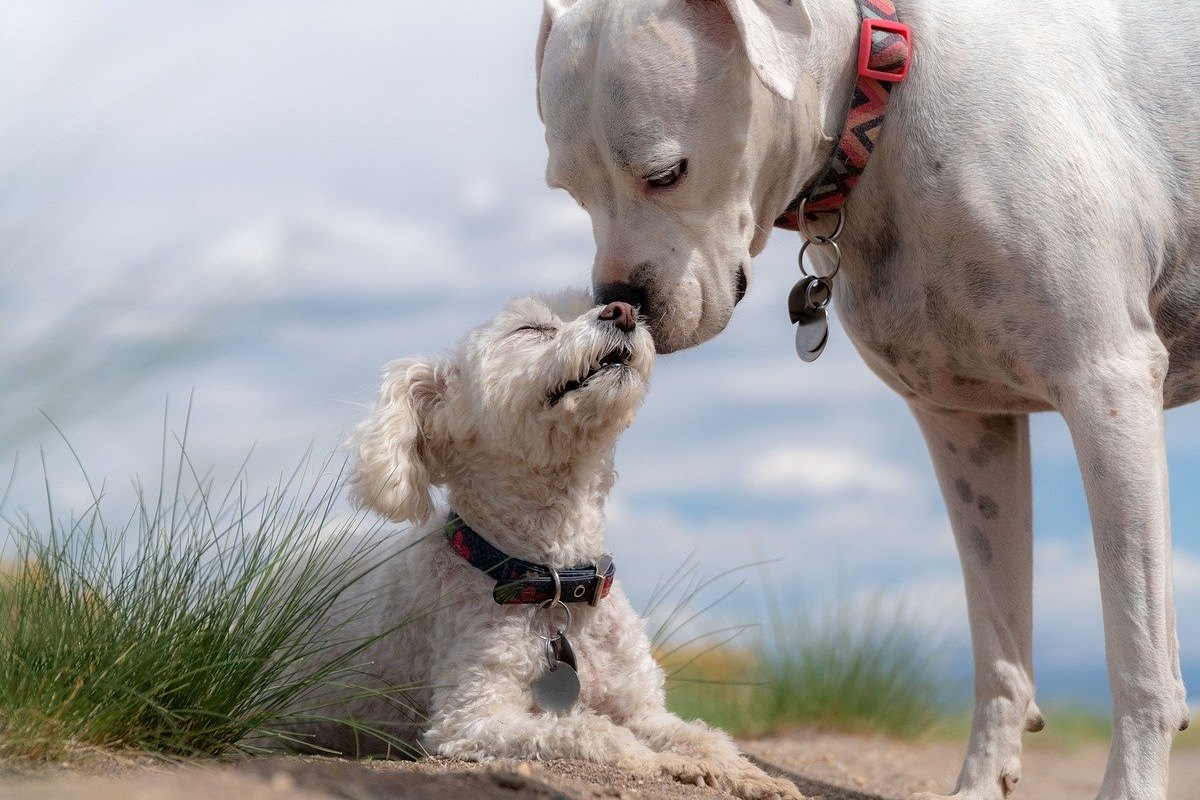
857 18 912 82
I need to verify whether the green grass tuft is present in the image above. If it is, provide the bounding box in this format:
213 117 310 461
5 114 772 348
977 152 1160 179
658 564 953 739
0 421 414 762
751 596 951 738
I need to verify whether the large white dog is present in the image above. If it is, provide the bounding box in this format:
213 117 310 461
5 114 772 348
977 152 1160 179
535 1 1197 798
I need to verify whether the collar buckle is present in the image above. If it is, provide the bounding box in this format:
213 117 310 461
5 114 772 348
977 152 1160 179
588 554 614 606
857 18 912 82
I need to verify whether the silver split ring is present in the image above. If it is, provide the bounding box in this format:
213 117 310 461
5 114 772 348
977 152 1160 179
537 598 573 640
797 200 845 244
798 237 842 280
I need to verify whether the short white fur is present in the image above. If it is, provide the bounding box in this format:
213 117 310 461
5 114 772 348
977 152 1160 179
537 1 1199 798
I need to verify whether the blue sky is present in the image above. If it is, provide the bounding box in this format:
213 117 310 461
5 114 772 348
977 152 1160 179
3 0 1197 708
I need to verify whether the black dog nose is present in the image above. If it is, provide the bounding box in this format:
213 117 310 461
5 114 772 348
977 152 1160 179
599 301 637 333
594 281 646 310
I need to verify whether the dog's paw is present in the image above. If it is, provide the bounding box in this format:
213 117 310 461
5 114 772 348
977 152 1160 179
654 755 806 800
719 761 807 800
912 786 1008 800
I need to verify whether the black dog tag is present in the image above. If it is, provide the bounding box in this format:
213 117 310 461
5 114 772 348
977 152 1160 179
788 276 832 362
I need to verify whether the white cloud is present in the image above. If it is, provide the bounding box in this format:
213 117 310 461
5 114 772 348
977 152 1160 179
3 0 1199 707
746 445 917 496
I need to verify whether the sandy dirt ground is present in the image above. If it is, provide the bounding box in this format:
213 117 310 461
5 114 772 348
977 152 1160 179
1 728 1196 800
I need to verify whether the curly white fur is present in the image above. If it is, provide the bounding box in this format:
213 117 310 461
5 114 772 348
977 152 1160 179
282 290 801 800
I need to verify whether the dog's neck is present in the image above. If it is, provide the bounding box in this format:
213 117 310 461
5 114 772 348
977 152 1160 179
810 0 867 136
445 449 615 569
757 0 870 228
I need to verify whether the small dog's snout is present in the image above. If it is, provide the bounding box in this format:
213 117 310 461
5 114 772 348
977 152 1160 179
599 301 637 333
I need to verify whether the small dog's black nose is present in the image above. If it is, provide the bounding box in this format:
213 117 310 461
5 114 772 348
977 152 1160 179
599 301 637 333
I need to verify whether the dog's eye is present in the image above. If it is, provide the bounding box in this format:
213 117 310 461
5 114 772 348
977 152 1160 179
646 159 687 189
512 324 557 337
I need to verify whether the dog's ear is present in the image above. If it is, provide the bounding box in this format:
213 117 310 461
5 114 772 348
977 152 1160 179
719 0 812 100
535 0 579 120
349 357 453 525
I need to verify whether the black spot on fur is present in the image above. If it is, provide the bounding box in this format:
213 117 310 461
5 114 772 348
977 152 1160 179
863 212 899 296
982 416 1016 436
962 260 998 308
954 478 974 504
945 440 958 454
913 364 932 393
969 526 994 565
968 433 1007 467
977 495 1000 520
924 284 979 350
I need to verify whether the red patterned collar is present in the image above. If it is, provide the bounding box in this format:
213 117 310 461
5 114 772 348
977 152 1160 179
775 0 911 228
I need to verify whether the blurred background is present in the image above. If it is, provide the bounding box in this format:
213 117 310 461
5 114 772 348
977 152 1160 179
2 0 1196 710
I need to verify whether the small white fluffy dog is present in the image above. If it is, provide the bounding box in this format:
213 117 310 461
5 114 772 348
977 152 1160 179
287 290 799 800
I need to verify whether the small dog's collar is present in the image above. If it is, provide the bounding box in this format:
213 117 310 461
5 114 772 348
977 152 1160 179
775 0 911 227
447 514 615 606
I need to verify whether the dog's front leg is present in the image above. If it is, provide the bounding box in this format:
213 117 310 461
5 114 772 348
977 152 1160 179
1057 349 1188 800
909 406 1038 800
424 681 658 769
424 677 761 794
616 701 803 797
589 599 804 800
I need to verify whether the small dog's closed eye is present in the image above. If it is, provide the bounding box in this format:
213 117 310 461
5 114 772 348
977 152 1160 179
276 289 804 800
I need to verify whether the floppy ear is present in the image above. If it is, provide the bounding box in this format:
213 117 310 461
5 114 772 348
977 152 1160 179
349 357 451 524
721 0 812 100
535 0 579 119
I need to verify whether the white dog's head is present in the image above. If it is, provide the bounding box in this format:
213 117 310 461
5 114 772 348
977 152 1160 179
350 291 654 524
537 0 829 353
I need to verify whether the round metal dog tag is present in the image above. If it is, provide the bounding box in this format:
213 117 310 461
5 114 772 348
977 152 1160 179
788 276 831 362
794 311 829 362
532 662 580 712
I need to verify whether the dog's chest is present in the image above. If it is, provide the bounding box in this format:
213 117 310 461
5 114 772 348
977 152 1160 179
569 620 628 707
829 245 1056 414
826 216 1200 414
